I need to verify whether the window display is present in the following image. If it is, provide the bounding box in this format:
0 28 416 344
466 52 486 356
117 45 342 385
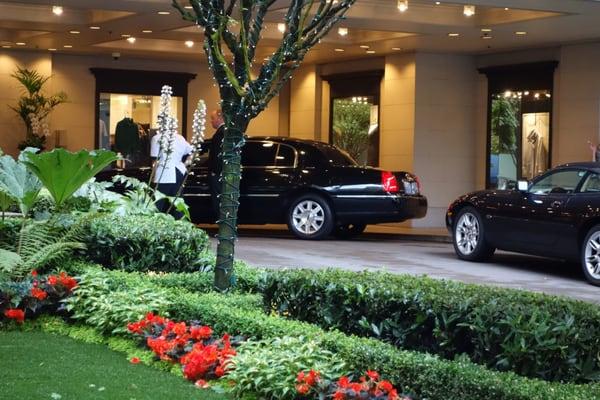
332 96 379 166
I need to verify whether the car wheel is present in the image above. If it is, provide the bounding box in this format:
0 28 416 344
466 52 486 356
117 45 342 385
333 223 367 239
581 225 600 286
287 194 334 240
452 207 495 261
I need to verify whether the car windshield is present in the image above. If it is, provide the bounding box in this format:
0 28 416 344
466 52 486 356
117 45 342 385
319 145 357 166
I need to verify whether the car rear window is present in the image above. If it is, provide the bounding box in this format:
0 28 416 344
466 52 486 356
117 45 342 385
318 145 357 166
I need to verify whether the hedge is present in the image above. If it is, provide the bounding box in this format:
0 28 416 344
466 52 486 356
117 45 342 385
63 261 600 400
260 268 600 383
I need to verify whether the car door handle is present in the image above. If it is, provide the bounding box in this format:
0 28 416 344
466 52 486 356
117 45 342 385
551 201 562 208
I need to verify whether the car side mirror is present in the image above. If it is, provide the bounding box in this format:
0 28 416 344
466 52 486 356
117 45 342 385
517 180 529 193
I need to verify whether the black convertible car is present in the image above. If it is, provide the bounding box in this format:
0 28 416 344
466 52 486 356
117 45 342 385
101 136 427 240
446 162 600 286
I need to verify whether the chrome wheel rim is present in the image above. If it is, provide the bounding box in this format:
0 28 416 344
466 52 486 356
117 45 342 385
292 200 325 235
584 232 600 279
455 212 480 255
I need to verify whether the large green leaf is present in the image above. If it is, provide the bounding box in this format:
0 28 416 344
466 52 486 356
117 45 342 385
23 148 117 208
0 149 42 215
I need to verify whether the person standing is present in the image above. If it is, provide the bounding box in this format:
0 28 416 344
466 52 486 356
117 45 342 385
207 109 225 219
150 130 193 217
589 140 600 162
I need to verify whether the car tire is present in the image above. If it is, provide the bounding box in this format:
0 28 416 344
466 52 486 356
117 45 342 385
287 194 334 240
333 223 367 239
581 225 600 286
452 207 495 261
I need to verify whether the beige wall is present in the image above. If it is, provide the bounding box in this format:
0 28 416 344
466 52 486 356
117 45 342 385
289 64 322 140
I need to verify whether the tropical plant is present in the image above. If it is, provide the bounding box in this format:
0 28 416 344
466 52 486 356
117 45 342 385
22 148 117 210
9 67 67 149
0 148 42 216
491 97 520 167
333 100 371 164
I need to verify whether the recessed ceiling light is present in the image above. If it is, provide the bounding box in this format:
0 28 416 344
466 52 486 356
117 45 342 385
15 42 26 46
482 35 492 40
504 7 509 10
277 23 286 33
463 5 475 17
359 45 370 49
185 40 194 48
121 34 131 38
184 5 193 9
392 47 402 50
89 26 101 30
366 50 376 54
48 48 57 51
448 33 460 37
63 44 72 48
157 11 171 15
2 45 11 48
397 0 408 12
481 28 492 32
142 30 153 33
338 27 348 36
334 48 344 52
69 30 80 34
52 5 63 16
435 1 441 4
127 37 136 44
515 31 527 35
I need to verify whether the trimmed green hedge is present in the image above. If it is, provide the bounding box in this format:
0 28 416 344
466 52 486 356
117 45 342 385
63 261 600 400
260 268 600 383
83 213 210 273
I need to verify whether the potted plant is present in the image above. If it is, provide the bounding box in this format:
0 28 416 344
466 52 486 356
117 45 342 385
9 67 67 150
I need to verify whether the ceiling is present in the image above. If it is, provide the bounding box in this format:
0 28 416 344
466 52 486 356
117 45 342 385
1 0 600 64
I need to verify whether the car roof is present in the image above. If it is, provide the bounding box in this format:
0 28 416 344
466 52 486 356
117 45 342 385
556 162 600 172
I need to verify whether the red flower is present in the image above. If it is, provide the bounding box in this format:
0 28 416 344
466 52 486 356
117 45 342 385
4 309 25 323
366 370 380 381
194 379 210 389
130 357 140 364
296 371 305 383
378 380 394 393
337 376 350 388
30 287 48 301
333 390 346 400
31 270 38 277
190 325 213 340
58 272 78 291
47 275 58 286
215 365 225 377
172 322 187 337
296 383 310 395
305 370 320 386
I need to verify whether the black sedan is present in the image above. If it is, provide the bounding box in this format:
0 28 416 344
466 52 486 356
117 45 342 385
103 136 427 240
446 162 600 286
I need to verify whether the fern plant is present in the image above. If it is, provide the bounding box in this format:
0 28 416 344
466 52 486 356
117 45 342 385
0 217 86 281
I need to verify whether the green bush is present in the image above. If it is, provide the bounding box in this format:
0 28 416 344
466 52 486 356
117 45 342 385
0 217 21 246
64 268 172 334
83 213 210 273
227 336 347 400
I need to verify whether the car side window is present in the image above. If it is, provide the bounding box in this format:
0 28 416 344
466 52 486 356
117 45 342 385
580 173 600 193
529 170 586 195
241 141 278 167
275 144 296 167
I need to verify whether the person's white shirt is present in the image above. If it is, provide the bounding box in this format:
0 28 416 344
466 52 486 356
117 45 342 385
150 133 193 184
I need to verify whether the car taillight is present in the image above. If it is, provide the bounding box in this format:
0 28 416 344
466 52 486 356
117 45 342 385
381 171 399 193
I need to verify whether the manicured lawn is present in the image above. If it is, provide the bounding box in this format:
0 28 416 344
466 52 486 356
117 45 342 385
0 331 229 400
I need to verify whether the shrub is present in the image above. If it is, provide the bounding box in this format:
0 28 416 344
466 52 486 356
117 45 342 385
64 269 172 334
260 268 600 383
83 213 210 273
0 218 21 247
226 336 347 400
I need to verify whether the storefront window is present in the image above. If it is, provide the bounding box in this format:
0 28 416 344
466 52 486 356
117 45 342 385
98 93 183 168
332 96 379 166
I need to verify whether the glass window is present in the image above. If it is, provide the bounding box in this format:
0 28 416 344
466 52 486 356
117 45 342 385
241 141 277 167
275 144 296 167
98 93 184 168
529 170 586 195
331 96 379 166
580 173 600 193
488 90 552 189
319 145 357 166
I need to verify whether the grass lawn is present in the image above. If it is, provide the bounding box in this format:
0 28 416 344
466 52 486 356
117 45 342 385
0 331 230 400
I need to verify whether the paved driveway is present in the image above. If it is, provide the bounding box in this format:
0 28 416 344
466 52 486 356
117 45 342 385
209 229 600 304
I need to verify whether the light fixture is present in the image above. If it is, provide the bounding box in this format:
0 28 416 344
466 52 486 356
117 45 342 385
157 11 171 15
277 23 286 33
334 48 344 52
15 42 26 46
89 26 101 30
392 47 402 50
481 28 492 32
463 5 475 17
338 27 348 36
545 93 551 98
69 30 80 34
2 45 11 48
504 7 509 11
359 45 370 49
448 33 460 37
534 93 540 99
435 1 441 4
121 34 131 38
184 5 193 9
515 31 527 35
48 48 57 51
524 91 530 95
127 37 136 44
63 44 72 48
482 34 492 40
504 90 512 98
52 5 63 16
366 50 376 54
185 40 194 48
397 0 408 12
142 29 153 33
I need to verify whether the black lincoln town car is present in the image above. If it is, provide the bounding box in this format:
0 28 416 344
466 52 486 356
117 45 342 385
447 162 600 286
100 137 428 240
